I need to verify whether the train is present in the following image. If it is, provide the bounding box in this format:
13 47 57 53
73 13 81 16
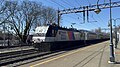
32 24 109 51
32 25 99 43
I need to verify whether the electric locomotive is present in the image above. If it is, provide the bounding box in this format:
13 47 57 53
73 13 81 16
32 24 98 43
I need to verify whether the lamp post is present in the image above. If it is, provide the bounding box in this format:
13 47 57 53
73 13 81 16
114 20 117 48
94 0 101 14
108 0 115 63
94 0 115 63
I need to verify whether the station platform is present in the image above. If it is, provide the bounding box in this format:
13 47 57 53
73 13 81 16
19 40 120 67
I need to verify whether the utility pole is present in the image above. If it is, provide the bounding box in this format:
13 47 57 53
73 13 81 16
57 10 61 26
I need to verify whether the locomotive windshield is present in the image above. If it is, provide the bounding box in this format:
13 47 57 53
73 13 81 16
33 26 49 37
33 33 46 37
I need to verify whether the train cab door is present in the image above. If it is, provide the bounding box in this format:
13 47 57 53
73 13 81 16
51 26 58 41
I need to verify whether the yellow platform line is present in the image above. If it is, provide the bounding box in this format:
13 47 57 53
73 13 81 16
30 41 107 67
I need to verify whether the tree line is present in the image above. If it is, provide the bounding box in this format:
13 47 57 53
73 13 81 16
0 0 57 43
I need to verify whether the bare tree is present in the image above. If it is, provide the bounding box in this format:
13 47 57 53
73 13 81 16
0 1 57 43
7 1 43 43
42 7 57 25
0 0 15 25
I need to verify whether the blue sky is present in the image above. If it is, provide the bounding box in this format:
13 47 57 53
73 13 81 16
30 0 120 31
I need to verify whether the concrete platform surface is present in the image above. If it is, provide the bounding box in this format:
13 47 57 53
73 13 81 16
0 46 34 53
19 40 120 67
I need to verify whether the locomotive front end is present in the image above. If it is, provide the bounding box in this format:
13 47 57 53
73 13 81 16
32 26 49 43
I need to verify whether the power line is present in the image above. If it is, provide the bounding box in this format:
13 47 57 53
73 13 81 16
50 1 69 9
53 0 82 18
61 0 83 19
61 0 75 7
86 0 105 26
75 0 83 21
96 14 106 25
62 0 82 18
82 0 97 23
64 14 81 20
86 0 91 5
74 0 81 6
49 0 83 24
86 0 101 24
86 0 106 27
50 0 65 9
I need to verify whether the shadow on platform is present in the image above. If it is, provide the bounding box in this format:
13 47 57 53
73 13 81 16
115 62 120 64
116 48 120 50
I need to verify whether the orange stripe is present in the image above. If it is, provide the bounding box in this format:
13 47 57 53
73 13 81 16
115 52 120 54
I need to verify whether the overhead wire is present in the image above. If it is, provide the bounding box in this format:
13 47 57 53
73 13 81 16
91 14 105 29
61 0 75 7
61 0 83 19
86 0 91 5
85 0 101 28
50 0 65 9
49 0 81 25
60 0 86 27
62 0 83 23
64 14 80 21
93 0 107 27
86 0 99 23
68 1 83 18
50 0 104 28
74 0 81 6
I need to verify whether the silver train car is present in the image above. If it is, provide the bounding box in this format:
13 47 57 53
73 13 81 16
32 25 99 43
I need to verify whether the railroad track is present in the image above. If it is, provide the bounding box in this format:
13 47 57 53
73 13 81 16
0 44 84 66
0 48 52 66
0 48 67 67
0 43 78 66
0 49 34 65
0 49 37 60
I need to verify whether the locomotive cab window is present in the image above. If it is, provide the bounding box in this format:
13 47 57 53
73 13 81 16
46 26 58 37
